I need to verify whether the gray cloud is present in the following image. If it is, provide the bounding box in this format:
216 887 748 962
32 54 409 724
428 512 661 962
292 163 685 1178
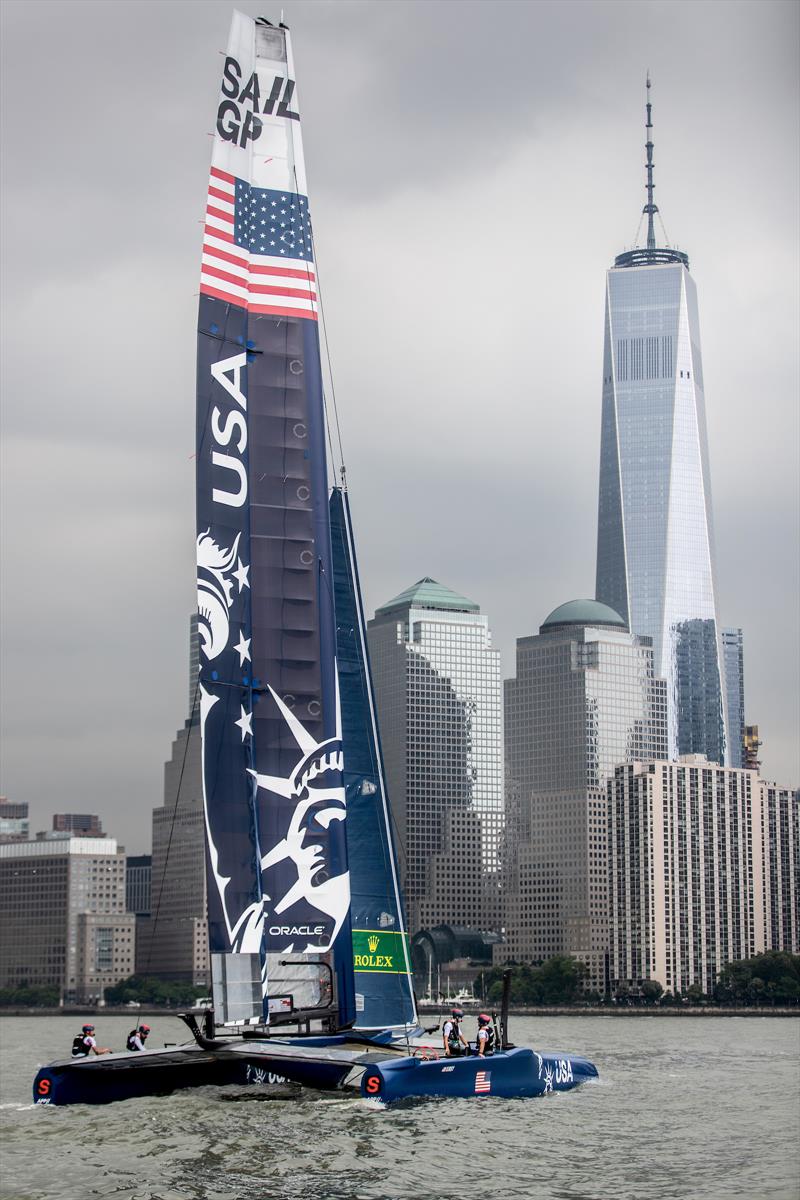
1 0 797 851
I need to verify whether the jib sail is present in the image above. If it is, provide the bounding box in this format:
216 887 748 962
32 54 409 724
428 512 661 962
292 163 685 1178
330 488 417 1031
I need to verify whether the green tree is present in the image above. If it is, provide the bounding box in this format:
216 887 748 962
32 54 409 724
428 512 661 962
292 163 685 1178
0 984 60 1007
641 980 663 1005
105 975 208 1007
485 956 587 1006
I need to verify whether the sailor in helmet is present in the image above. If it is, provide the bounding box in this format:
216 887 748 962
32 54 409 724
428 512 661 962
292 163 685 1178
71 1024 111 1057
442 1007 469 1057
126 1023 151 1052
475 1012 495 1057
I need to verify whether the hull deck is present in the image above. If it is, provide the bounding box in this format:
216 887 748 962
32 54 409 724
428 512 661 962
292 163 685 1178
34 1038 598 1106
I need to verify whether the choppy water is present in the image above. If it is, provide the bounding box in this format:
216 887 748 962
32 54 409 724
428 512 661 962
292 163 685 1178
1 1014 798 1200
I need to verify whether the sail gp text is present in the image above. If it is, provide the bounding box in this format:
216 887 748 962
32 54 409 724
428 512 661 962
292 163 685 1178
217 57 299 148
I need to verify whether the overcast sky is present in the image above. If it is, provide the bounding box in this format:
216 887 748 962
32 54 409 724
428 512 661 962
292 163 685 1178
1 0 798 854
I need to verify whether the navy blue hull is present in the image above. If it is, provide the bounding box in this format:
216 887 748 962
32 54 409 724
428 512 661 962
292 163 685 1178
360 1048 598 1103
33 1042 358 1107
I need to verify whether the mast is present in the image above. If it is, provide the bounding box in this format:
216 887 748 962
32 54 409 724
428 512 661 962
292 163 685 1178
196 12 353 1027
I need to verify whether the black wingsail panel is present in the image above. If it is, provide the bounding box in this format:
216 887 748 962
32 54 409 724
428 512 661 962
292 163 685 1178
330 489 417 1030
196 14 352 1026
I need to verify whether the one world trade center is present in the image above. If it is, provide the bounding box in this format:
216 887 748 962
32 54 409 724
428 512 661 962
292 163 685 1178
595 78 729 764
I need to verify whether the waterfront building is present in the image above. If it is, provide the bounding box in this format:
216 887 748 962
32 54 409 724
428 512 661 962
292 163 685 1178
136 620 208 984
126 854 152 916
595 79 729 764
499 599 667 991
761 783 800 954
0 836 135 1003
0 796 29 843
608 759 799 997
722 628 746 769
367 578 503 934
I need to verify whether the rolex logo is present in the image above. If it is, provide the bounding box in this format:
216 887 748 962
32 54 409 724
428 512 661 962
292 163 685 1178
368 935 380 953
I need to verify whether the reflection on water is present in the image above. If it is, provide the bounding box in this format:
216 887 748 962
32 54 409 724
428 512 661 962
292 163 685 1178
1 1014 798 1200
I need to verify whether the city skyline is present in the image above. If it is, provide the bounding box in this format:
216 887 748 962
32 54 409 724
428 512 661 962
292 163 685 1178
1 0 798 852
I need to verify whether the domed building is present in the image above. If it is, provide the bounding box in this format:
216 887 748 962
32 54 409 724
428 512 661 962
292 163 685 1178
498 599 668 993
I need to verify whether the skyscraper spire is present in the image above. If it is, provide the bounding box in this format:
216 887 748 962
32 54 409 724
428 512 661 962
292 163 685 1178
644 72 657 251
614 75 688 269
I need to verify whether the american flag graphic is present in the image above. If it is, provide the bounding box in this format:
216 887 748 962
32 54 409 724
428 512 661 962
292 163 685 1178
200 166 317 320
474 1070 491 1094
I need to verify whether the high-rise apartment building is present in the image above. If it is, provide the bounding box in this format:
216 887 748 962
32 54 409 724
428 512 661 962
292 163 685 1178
0 836 135 1002
368 578 502 934
722 629 746 769
136 620 209 984
0 796 29 843
499 599 667 990
761 783 800 954
609 759 799 996
595 80 729 764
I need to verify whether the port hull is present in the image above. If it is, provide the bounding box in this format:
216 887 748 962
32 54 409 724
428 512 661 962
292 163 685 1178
33 1040 366 1106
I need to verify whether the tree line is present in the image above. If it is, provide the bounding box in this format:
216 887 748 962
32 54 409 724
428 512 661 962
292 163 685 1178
475 951 800 1007
0 975 209 1008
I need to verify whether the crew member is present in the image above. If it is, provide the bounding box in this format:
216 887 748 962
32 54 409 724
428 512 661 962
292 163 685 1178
71 1024 111 1057
126 1023 151 1052
442 1007 469 1057
476 1013 495 1057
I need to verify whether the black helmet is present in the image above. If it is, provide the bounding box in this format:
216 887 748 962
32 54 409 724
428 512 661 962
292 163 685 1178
478 1013 490 1025
82 1024 95 1033
451 1007 464 1019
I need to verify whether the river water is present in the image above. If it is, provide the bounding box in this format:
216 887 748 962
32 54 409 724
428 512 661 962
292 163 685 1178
1 1014 798 1200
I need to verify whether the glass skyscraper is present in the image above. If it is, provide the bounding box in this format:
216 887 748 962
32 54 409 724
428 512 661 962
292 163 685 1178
595 80 729 763
367 578 502 934
722 627 745 769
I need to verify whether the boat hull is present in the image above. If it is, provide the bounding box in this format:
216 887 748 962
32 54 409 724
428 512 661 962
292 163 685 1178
33 1041 363 1107
359 1047 598 1103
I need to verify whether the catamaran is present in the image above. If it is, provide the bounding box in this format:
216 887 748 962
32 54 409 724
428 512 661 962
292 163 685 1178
33 12 597 1106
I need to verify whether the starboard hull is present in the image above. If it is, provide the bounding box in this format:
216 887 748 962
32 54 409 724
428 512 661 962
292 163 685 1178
359 1048 599 1104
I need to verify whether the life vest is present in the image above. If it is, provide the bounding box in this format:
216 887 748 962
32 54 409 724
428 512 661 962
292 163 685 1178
126 1030 141 1052
477 1024 495 1055
71 1035 90 1057
445 1020 464 1054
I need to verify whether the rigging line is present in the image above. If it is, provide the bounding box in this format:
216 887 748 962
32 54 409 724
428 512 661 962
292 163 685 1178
145 672 202 977
632 211 645 250
273 61 342 479
286 142 346 482
309 224 347 479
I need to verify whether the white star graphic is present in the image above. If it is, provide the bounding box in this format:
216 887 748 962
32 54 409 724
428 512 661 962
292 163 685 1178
234 630 252 665
235 705 253 741
233 557 250 592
